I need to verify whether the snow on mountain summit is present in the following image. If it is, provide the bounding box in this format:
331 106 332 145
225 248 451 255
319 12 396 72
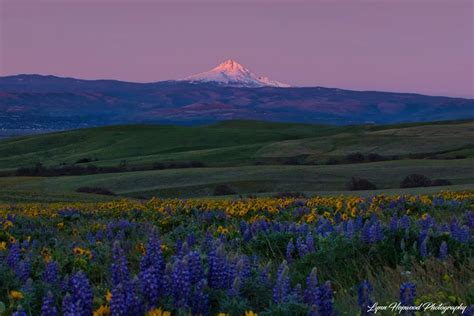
184 59 290 88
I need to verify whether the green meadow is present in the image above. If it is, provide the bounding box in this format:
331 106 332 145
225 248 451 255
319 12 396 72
0 120 473 202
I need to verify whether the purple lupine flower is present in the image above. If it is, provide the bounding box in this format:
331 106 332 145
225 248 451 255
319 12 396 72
111 243 142 315
191 278 208 315
7 242 21 268
111 242 130 286
462 305 474 316
41 291 58 316
419 236 429 258
17 259 31 282
186 233 196 247
67 271 93 316
362 221 383 244
390 216 398 232
358 280 374 315
259 264 272 289
208 243 228 289
172 257 191 308
465 211 474 229
12 306 27 316
139 264 160 310
306 233 315 252
296 237 309 257
439 241 448 260
304 268 319 306
286 240 295 263
228 276 241 297
399 215 410 230
139 235 165 308
451 225 470 243
111 284 127 316
400 282 416 311
291 283 302 302
345 220 355 239
21 278 34 294
188 251 205 285
273 261 290 304
43 261 60 285
61 293 74 315
316 281 335 316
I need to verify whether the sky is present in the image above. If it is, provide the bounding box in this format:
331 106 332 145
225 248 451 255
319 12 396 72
0 0 473 97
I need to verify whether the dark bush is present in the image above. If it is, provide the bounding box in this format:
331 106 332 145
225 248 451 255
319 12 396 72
367 153 386 162
76 186 115 196
325 158 340 165
213 184 236 196
400 174 432 188
346 177 377 191
431 179 453 186
345 152 365 163
152 161 205 170
75 157 96 164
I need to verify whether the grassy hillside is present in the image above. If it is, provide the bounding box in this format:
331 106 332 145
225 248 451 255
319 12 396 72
0 120 472 169
0 119 473 202
1 159 473 201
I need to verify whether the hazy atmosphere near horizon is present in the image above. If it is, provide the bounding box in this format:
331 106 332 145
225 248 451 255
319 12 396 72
1 0 473 97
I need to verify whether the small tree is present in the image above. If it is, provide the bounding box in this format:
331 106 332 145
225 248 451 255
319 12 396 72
213 184 236 196
346 177 377 191
400 174 432 188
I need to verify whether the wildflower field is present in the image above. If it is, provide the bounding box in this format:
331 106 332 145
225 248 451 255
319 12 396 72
0 192 473 315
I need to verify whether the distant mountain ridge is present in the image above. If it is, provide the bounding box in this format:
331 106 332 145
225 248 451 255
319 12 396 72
0 73 473 131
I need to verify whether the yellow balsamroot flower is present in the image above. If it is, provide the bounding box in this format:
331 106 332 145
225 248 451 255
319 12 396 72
137 242 146 255
146 307 171 316
217 225 229 235
421 213 429 220
73 247 86 256
9 290 24 300
8 235 16 243
3 220 13 230
245 311 258 316
217 314 230 316
106 291 112 302
160 244 169 252
341 213 349 221
57 222 65 229
323 211 332 219
0 241 6 251
336 200 343 210
351 207 357 217
73 247 92 259
93 305 111 316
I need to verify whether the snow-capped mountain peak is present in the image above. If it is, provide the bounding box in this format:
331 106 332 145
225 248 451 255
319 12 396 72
184 59 290 88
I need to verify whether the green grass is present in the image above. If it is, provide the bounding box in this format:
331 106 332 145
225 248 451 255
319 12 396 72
1 159 473 201
0 119 473 202
1 120 472 169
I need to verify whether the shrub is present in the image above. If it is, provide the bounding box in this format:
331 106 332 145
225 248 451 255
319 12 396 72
346 177 377 191
345 152 365 163
367 153 386 162
400 174 432 188
325 158 340 165
75 157 96 164
213 184 236 196
152 161 205 170
76 186 116 196
431 179 453 186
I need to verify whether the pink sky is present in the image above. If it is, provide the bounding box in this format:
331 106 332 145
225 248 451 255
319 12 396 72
1 0 473 97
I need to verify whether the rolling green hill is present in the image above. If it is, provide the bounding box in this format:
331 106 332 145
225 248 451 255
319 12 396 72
0 120 473 169
0 119 473 202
